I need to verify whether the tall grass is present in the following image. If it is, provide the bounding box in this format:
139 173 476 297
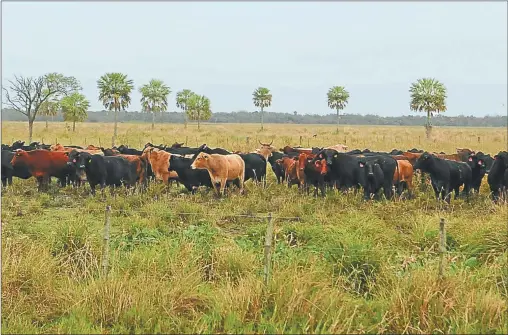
1 122 507 334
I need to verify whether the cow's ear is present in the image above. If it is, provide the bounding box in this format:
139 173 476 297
88 158 92 163
478 159 484 166
358 161 365 168
64 152 69 156
468 156 473 162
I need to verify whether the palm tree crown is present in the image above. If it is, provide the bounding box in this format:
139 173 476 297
97 73 134 111
139 79 170 114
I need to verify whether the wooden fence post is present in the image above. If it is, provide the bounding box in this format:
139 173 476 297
307 138 310 147
438 218 446 279
102 205 112 277
99 138 101 147
185 136 188 146
299 136 302 146
264 213 274 286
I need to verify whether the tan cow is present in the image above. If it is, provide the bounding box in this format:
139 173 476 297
191 152 245 196
325 144 349 152
256 140 276 160
141 147 179 184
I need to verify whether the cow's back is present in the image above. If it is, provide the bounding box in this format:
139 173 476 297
225 154 245 180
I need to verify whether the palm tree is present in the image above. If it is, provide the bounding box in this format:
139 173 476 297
38 89 60 129
139 79 171 130
60 92 90 132
187 93 212 131
252 87 272 131
97 73 134 146
327 86 350 134
176 89 194 129
409 78 447 138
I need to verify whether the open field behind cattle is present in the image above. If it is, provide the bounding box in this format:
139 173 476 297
1 122 507 334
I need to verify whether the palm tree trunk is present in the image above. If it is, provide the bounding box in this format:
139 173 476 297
73 121 76 132
261 107 264 131
184 107 188 129
336 108 340 134
198 112 201 131
152 112 155 130
113 106 118 147
426 111 431 139
45 116 49 129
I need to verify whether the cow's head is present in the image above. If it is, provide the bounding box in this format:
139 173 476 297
314 159 328 175
191 152 210 170
414 152 433 171
467 154 486 170
10 149 28 166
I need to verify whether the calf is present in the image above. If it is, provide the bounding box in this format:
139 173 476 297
487 151 508 202
168 155 213 193
414 152 472 203
302 157 329 197
10 149 71 191
67 151 137 195
191 152 245 196
277 156 300 187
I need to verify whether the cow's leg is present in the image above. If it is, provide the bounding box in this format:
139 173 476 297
1 177 6 188
219 179 227 196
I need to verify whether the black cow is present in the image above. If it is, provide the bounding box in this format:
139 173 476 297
347 149 363 155
268 151 285 184
167 155 213 193
414 152 472 203
476 152 494 174
487 151 508 202
239 153 267 186
390 149 404 155
67 151 137 195
357 159 385 200
1 150 32 186
117 145 143 156
408 148 424 153
9 141 37 151
466 154 487 193
314 149 397 199
191 144 231 157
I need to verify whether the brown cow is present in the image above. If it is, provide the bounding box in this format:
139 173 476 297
86 144 101 150
117 154 147 187
191 152 245 196
10 149 70 191
276 156 299 187
432 152 461 161
402 152 423 166
141 147 179 185
297 152 316 186
456 148 475 162
51 143 103 156
393 159 414 198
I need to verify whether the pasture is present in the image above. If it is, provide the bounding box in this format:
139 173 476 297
2 121 507 334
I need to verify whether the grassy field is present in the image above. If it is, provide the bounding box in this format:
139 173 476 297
2 121 507 334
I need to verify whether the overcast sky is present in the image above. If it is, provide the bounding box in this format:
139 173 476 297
2 1 507 116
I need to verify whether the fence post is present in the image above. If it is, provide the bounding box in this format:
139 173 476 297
438 218 446 279
102 205 112 277
246 137 250 145
185 136 188 146
264 213 274 286
99 138 101 147
307 138 310 147
477 136 480 143
299 136 302 146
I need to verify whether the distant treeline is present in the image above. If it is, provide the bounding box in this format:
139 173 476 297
2 109 506 127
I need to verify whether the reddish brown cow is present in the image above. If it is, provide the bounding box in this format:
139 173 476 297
191 152 245 196
141 148 179 185
10 149 70 191
393 159 414 197
297 153 316 186
402 152 423 166
276 156 299 187
433 153 461 161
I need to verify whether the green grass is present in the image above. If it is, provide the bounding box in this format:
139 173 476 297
2 122 507 334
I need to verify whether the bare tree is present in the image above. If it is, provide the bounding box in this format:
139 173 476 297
2 73 81 142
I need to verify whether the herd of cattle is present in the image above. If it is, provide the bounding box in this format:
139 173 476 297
1 140 507 203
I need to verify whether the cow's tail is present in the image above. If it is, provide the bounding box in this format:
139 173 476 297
394 161 400 196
